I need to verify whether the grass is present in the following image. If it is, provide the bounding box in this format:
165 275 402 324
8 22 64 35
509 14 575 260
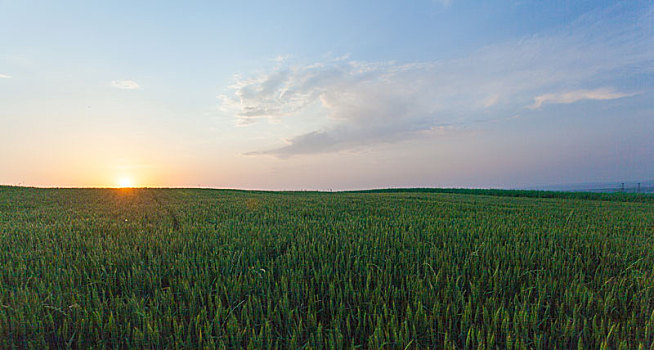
1 186 653 349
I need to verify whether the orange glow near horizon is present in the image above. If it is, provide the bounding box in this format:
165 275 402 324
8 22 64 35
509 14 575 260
117 177 134 188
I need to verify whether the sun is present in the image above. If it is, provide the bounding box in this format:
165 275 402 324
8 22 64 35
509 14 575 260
117 177 133 188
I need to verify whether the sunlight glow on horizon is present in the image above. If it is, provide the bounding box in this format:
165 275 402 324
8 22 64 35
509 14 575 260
117 177 134 188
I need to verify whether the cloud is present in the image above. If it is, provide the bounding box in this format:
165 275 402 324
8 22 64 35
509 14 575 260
0 73 11 79
111 80 140 89
482 94 501 108
435 0 453 8
219 3 653 157
530 88 635 109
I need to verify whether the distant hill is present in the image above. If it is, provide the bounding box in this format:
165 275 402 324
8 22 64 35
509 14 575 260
349 187 654 203
525 180 654 194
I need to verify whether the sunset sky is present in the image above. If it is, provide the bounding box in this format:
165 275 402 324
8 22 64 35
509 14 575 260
1 0 652 189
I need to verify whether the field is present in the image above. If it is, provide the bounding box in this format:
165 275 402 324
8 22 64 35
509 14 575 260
1 187 653 349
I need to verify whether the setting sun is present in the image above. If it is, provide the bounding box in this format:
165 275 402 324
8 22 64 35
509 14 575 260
117 177 133 188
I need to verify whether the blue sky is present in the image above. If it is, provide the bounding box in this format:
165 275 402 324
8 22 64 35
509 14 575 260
1 0 652 189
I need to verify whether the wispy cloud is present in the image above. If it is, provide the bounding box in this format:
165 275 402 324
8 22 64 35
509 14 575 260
530 88 635 109
0 73 11 79
435 0 453 8
111 80 140 89
220 3 653 157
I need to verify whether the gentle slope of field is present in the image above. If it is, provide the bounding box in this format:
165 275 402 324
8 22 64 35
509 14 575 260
1 187 653 348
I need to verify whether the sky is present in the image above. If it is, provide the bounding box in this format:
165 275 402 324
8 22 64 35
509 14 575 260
1 0 653 190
